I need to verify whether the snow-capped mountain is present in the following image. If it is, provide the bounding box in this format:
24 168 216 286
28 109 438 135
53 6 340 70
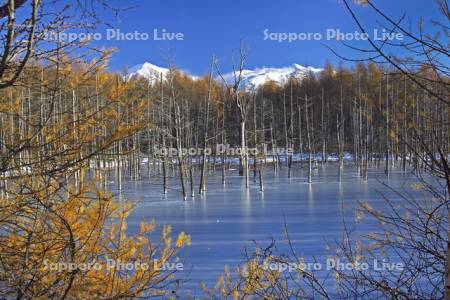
127 62 322 89
221 64 322 89
126 62 170 81
126 62 199 82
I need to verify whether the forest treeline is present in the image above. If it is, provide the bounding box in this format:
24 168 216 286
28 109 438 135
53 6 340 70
2 59 448 195
110 60 449 195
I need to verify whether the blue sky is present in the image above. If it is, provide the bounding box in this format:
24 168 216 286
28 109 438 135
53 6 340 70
92 0 441 75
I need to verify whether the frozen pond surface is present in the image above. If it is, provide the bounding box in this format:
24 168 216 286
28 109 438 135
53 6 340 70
110 164 418 296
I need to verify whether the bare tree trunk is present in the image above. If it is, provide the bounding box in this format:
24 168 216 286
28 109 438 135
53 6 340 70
321 88 326 165
253 95 258 183
189 168 194 198
305 95 312 184
174 102 187 201
199 57 214 194
283 91 289 167
241 120 249 188
338 85 344 174
258 169 264 192
160 73 167 195
288 82 294 177
385 74 390 177
221 103 227 185
298 104 304 169
271 102 278 173
402 75 407 174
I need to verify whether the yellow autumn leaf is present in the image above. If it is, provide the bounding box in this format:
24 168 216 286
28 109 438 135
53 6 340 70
175 232 191 248
140 221 156 234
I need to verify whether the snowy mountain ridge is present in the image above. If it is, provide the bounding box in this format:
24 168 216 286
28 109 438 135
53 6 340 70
127 62 323 89
126 62 170 81
220 64 322 90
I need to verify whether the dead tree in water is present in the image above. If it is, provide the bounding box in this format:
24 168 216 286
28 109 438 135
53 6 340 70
159 73 168 195
321 88 325 166
283 91 289 168
385 73 390 177
298 103 304 169
271 101 279 173
221 99 227 185
258 169 264 192
304 95 313 183
199 57 214 194
168 72 187 200
288 82 294 177
337 84 345 176
253 94 258 183
215 41 251 188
